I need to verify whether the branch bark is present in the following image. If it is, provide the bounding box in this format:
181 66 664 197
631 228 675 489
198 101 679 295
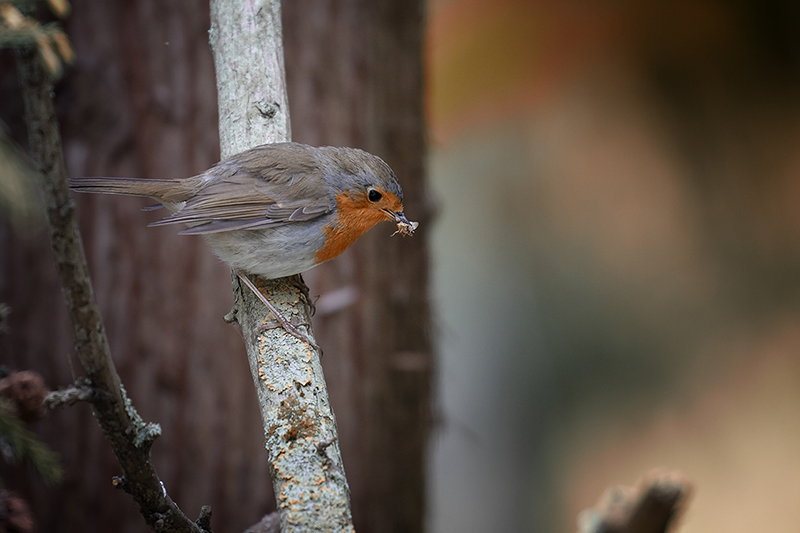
577 470 692 533
208 1 354 531
15 46 205 533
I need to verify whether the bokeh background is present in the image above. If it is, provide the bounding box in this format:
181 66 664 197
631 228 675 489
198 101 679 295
3 0 800 532
427 0 800 531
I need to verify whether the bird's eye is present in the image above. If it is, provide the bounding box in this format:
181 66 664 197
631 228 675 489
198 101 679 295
368 189 382 202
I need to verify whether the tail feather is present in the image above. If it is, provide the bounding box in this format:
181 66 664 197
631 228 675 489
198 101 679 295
69 177 192 203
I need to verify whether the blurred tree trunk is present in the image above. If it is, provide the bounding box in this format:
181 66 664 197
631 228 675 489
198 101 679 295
0 1 274 532
284 1 432 532
1 0 431 532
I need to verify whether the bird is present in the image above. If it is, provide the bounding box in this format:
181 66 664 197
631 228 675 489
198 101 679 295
69 142 417 348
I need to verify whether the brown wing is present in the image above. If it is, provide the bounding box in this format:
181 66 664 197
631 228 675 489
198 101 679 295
149 143 335 235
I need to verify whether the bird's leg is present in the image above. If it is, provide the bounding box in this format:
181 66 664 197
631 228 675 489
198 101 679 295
235 270 320 352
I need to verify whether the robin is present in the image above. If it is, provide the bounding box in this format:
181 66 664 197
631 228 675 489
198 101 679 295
69 142 417 347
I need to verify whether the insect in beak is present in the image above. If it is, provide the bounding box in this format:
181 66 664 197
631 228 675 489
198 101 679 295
383 209 418 236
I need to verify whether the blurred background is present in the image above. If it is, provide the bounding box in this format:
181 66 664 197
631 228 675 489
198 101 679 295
3 0 800 532
427 0 800 532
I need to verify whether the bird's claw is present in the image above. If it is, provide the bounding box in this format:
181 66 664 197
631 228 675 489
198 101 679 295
254 318 319 352
236 270 321 352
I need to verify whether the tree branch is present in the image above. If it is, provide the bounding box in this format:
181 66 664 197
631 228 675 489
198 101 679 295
15 45 206 533
44 381 108 410
208 1 354 531
577 470 692 533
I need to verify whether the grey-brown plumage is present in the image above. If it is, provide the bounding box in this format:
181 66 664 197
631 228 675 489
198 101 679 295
69 142 414 279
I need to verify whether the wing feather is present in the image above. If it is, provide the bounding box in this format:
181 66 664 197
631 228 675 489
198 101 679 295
176 219 285 235
151 144 335 231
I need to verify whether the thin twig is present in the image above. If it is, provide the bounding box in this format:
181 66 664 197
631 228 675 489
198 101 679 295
15 46 206 533
577 470 692 533
43 382 108 410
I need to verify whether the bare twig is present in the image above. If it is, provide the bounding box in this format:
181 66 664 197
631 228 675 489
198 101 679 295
43 381 108 410
209 1 354 530
577 470 693 533
15 46 206 533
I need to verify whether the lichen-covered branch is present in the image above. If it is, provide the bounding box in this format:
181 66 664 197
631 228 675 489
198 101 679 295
15 46 206 533
208 1 354 530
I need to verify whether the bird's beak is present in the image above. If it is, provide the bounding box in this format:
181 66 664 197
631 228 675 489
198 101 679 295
383 209 419 236
383 208 409 225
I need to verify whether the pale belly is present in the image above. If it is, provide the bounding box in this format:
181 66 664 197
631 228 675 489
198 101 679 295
201 222 328 279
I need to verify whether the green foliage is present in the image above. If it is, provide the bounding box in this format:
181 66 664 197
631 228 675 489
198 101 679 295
0 399 63 487
0 126 43 235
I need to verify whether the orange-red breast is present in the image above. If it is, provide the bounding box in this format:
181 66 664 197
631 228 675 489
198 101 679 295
69 142 417 279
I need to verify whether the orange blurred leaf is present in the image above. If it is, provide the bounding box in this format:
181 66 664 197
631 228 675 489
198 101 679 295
36 34 60 75
52 30 74 63
47 0 71 18
0 3 25 29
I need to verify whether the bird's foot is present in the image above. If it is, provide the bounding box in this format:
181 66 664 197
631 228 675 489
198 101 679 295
254 319 319 352
235 271 320 352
